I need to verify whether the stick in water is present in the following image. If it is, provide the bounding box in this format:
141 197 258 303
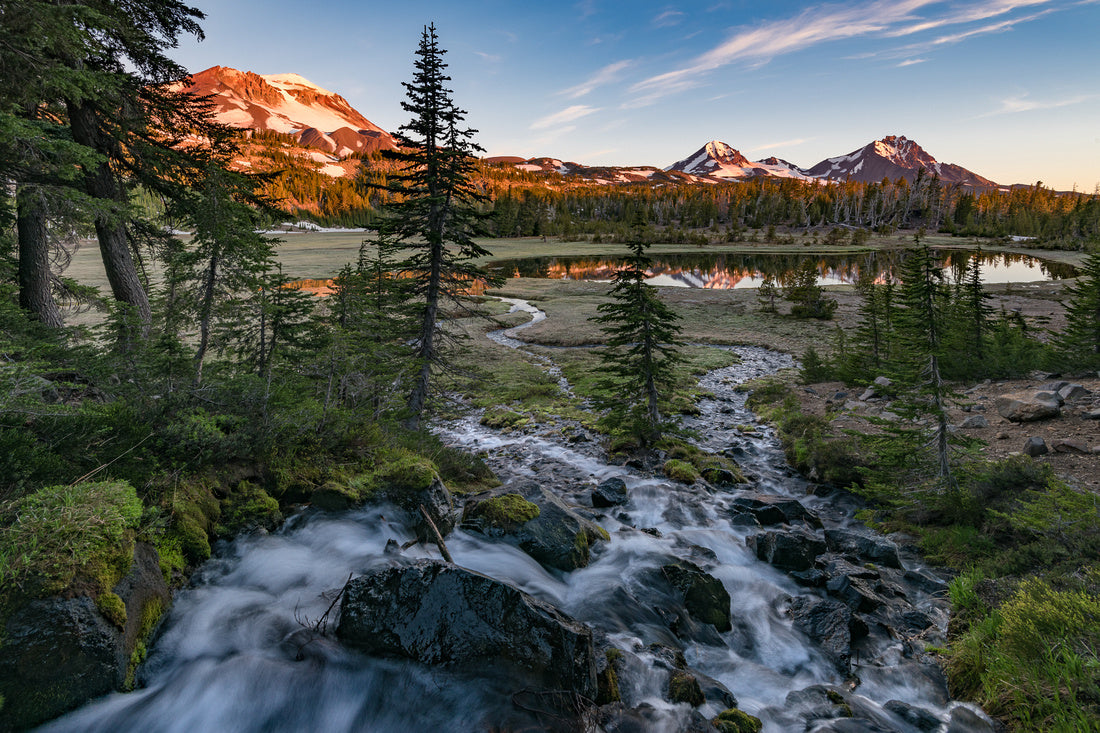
419 504 454 563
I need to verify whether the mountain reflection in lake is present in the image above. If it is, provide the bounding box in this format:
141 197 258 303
488 250 1074 289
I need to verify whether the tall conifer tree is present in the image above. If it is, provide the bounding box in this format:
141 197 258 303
379 24 500 430
592 223 684 448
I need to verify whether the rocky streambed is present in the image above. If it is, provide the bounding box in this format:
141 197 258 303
35 306 996 733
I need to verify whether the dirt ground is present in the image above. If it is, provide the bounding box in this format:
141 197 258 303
796 372 1100 493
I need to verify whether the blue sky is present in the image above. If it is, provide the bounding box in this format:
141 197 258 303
174 0 1100 190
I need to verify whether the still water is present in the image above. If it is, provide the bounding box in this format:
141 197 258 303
487 250 1074 289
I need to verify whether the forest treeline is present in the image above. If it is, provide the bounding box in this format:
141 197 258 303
265 150 1100 248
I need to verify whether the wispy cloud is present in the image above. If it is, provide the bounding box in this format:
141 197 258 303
530 105 600 130
748 137 812 153
897 57 927 66
576 0 597 19
981 92 1094 116
474 51 502 63
630 0 937 102
629 0 1069 105
653 8 685 27
561 60 633 99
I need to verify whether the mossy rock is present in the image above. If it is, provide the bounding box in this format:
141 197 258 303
0 481 143 600
663 459 699 484
216 481 281 536
661 560 732 632
668 669 705 706
595 648 623 705
464 494 540 531
94 592 126 630
373 450 438 497
480 408 529 430
713 707 763 733
310 480 361 511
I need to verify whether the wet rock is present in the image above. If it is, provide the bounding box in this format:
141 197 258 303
660 560 732 632
730 494 820 527
467 482 609 571
959 415 989 429
788 597 859 672
592 477 629 507
946 705 996 732
826 574 887 613
0 542 170 730
903 569 948 595
816 719 897 732
396 476 458 539
701 467 741 487
712 707 763 733
337 560 597 698
995 392 1061 422
667 669 705 706
0 597 124 729
823 529 902 569
746 527 826 571
784 685 854 721
1053 438 1091 454
884 699 941 732
1022 436 1049 456
790 568 828 587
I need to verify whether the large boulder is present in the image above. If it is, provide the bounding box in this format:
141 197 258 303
746 527 826 571
787 597 861 673
995 392 1061 423
823 529 902 569
337 560 597 698
660 560 732 632
0 543 170 730
729 495 819 527
464 482 608 572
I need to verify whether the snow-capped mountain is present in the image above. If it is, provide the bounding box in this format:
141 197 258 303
803 135 997 187
665 141 814 181
666 141 756 179
662 135 997 187
186 66 396 158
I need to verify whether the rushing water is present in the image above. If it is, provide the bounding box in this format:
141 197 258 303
487 249 1074 289
40 301 993 733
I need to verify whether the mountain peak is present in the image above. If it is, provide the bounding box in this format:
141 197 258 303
666 140 753 178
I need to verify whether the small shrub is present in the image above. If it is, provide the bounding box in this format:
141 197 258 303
663 459 699 484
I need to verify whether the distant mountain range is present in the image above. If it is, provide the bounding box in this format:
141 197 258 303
189 66 1001 189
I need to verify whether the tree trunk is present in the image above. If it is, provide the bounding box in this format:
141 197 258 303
16 188 64 328
67 99 152 336
404 239 443 431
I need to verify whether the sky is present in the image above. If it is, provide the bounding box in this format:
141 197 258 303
172 0 1100 190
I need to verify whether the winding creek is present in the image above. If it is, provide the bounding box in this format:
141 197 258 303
39 299 994 733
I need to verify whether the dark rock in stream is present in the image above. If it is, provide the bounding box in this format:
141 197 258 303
0 543 170 731
729 494 821 527
336 560 597 698
746 527 826 571
591 477 629 507
660 560 732 632
462 482 609 572
787 597 864 673
884 699 942 732
823 529 902 569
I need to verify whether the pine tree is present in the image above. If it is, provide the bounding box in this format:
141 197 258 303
892 236 954 482
592 226 684 448
377 24 501 430
783 259 837 319
1055 251 1100 371
756 273 780 312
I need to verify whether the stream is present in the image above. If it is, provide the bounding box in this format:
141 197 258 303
39 299 993 733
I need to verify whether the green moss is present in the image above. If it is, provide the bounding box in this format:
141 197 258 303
668 669 705 706
713 708 763 733
480 408 529 430
373 449 437 494
155 535 187 584
596 649 622 704
216 481 281 536
469 493 540 529
0 481 142 599
663 459 699 484
95 591 127 629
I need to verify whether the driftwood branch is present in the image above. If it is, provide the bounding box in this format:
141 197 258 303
419 504 453 563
